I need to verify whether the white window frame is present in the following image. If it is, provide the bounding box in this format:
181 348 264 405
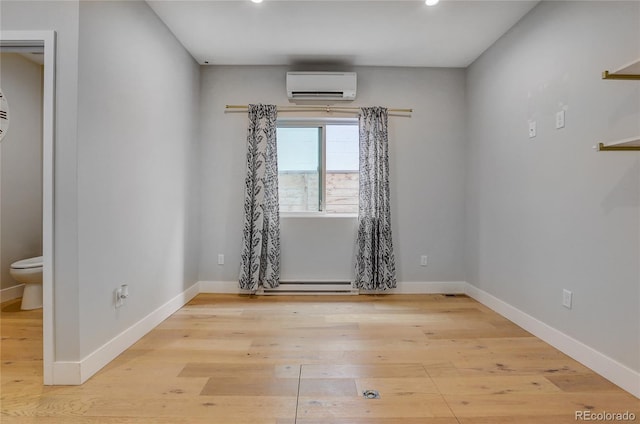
277 117 359 218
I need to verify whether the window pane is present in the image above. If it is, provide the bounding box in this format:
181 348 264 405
326 125 359 214
326 125 359 171
277 127 321 212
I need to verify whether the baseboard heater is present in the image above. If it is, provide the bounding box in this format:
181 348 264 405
256 281 358 295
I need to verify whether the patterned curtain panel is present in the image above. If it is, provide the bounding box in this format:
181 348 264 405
239 104 280 291
354 107 397 290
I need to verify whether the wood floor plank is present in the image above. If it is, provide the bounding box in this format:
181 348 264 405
178 363 284 378
432 375 562 395
250 337 430 351
200 376 299 396
325 313 452 325
161 338 253 351
1 393 98 418
457 416 586 424
84 395 297 419
295 418 459 424
298 378 358 396
545 373 624 392
448 356 592 376
444 392 640 417
296 394 455 419
355 377 440 395
424 325 532 339
0 417 277 424
301 364 428 379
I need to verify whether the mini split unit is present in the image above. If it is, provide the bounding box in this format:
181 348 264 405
286 72 357 103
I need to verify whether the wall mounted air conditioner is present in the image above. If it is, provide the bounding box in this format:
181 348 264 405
286 72 357 103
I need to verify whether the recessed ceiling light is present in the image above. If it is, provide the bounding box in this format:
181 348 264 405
425 0 439 5
251 0 263 3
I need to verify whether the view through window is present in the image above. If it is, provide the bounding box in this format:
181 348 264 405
277 121 359 214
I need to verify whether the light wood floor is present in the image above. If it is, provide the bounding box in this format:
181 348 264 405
1 294 638 423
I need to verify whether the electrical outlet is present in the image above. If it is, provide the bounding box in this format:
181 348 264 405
555 110 565 129
115 284 129 308
562 289 572 309
528 120 537 138
420 255 428 267
218 254 225 265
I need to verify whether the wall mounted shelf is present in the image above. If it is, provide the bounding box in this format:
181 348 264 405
596 136 640 151
602 57 640 80
597 58 640 151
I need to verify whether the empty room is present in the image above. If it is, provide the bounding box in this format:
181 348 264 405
0 0 639 422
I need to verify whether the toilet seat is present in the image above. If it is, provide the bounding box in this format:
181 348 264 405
11 256 43 269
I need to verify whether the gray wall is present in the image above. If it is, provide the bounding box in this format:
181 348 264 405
199 66 467 284
0 53 43 290
466 1 640 371
76 1 201 358
2 0 82 360
1 0 201 362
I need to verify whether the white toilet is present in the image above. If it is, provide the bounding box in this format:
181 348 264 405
10 256 43 310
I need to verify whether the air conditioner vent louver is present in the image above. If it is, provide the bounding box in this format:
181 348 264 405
286 72 357 103
291 91 345 98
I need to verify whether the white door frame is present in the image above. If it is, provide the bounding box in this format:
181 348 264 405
0 31 56 384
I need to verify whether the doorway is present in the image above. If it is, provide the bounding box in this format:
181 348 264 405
0 31 55 384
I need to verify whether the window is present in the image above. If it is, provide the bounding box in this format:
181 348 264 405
277 119 359 214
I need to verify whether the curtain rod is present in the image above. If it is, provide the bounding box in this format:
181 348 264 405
225 104 413 114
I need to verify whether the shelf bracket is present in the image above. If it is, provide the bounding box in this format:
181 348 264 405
602 71 640 80
596 143 640 151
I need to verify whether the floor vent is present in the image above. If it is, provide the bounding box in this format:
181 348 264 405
256 281 358 296
363 390 381 399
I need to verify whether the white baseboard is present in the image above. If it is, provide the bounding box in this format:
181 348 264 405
51 282 200 385
0 284 25 303
198 280 466 295
464 283 640 398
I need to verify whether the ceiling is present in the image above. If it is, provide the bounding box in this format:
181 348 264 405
147 0 539 68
